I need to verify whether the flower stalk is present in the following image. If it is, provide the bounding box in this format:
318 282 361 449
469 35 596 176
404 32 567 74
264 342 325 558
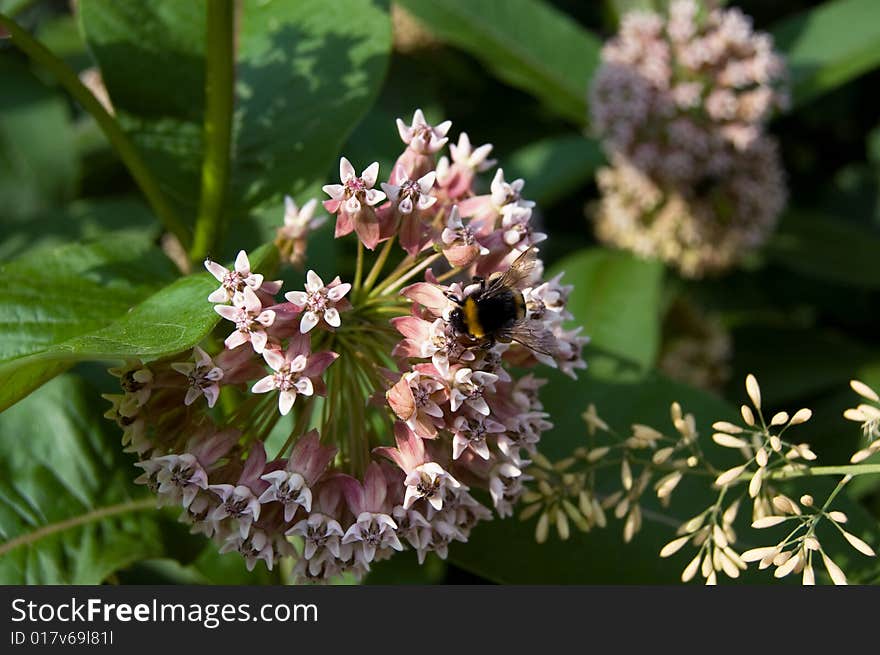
190 0 236 264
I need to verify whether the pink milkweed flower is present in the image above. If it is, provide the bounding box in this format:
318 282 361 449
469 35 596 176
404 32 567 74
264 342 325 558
135 453 208 508
458 168 535 235
276 196 327 268
206 250 275 304
287 477 350 563
322 157 386 250
436 132 496 200
108 361 153 407
284 270 351 333
440 205 489 267
386 369 447 438
381 167 438 256
340 463 403 565
400 282 453 317
219 526 295 572
259 430 337 521
375 423 461 511
451 414 506 460
215 286 276 353
500 204 547 250
209 444 268 539
251 341 338 416
391 315 475 375
396 108 452 155
448 367 498 415
171 346 224 408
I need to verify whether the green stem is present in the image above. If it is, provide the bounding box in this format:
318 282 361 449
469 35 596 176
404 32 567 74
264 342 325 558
0 498 157 557
0 12 191 249
361 236 396 294
190 0 235 263
353 240 365 294
739 464 880 482
376 253 442 297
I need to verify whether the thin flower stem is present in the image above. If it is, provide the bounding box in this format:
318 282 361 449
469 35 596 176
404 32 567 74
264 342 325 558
361 236 395 293
820 474 853 511
0 12 191 250
353 240 365 295
739 464 880 482
0 498 157 557
378 253 442 296
436 266 464 283
190 0 236 264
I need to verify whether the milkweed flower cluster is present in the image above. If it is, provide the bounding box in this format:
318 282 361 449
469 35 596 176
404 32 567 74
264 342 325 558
519 374 878 585
104 109 587 581
589 0 789 276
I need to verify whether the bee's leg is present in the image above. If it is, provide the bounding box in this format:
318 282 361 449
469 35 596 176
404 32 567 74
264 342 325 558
470 276 486 292
443 290 463 305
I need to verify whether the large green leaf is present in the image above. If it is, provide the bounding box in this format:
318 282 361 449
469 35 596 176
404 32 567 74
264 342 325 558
0 57 78 221
395 0 601 124
505 135 603 207
766 211 880 289
0 374 162 584
772 0 880 108
550 248 665 378
0 196 158 261
78 0 392 237
0 243 275 411
0 232 176 410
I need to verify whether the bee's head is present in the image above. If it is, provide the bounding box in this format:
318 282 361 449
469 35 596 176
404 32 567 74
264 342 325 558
448 306 467 334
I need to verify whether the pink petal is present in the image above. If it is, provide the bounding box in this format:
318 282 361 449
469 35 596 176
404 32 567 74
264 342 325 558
339 157 356 183
322 184 345 200
300 311 319 333
324 307 340 327
278 390 296 415
204 260 228 282
285 290 308 306
251 375 276 394
327 282 351 301
225 330 248 350
306 270 323 292
361 162 380 187
234 250 250 273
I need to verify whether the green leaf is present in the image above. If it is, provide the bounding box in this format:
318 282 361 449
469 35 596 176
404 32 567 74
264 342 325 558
505 135 603 207
550 248 665 377
766 211 880 289
772 0 880 108
78 0 392 236
0 232 176 410
0 243 275 411
0 57 78 221
0 374 162 584
395 0 601 124
0 196 158 261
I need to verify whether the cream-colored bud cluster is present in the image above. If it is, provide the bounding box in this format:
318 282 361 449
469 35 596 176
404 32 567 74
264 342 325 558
526 374 879 584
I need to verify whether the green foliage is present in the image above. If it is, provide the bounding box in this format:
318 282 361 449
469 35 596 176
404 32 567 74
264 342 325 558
0 58 78 220
78 0 392 240
506 135 604 207
551 248 665 377
0 375 162 584
0 243 272 412
772 0 880 107
395 0 601 124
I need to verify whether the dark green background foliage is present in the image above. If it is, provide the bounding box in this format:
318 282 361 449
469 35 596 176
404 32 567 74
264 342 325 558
1 0 879 584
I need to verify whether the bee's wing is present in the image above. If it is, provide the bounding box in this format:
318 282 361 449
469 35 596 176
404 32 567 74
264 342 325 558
500 318 558 357
482 248 542 298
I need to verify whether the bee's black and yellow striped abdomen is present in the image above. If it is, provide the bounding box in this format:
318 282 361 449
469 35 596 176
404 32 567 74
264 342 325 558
454 289 525 342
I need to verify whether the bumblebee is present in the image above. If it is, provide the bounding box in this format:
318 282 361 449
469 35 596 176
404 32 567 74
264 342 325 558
447 248 557 356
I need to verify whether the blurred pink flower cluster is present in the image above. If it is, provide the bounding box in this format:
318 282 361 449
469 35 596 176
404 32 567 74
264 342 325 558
105 109 587 582
589 0 789 276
